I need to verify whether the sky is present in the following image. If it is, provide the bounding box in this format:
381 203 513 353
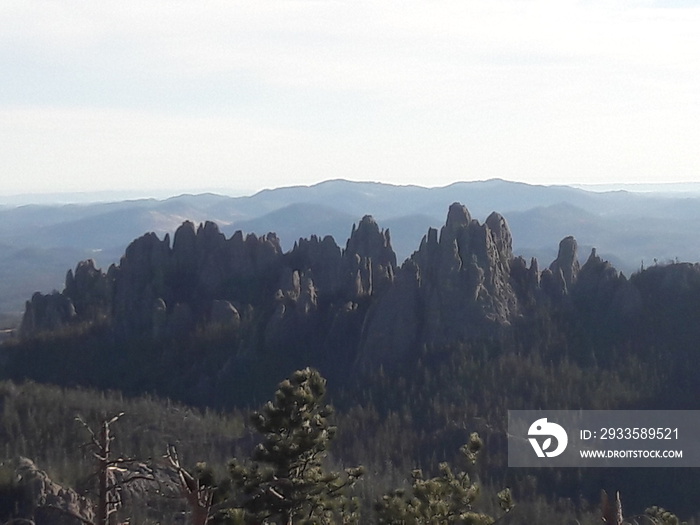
2 0 700 197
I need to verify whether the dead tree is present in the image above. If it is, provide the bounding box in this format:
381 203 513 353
76 413 154 525
165 445 214 525
602 492 671 525
602 490 624 525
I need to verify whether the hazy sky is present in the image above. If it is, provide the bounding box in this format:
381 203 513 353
2 0 699 196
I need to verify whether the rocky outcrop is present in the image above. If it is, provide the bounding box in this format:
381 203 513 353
16 204 575 362
6 457 94 525
18 214 400 359
264 268 321 353
255 216 399 361
419 203 518 334
64 259 111 320
24 202 677 371
509 256 541 310
20 292 76 337
111 231 171 338
285 235 342 295
108 221 283 339
545 235 580 297
359 203 519 362
357 261 421 363
341 216 396 299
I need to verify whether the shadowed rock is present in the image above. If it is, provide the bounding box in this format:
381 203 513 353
341 215 396 298
359 203 518 362
20 292 76 338
209 299 241 330
64 259 111 320
9 457 94 525
23 203 678 373
549 235 580 295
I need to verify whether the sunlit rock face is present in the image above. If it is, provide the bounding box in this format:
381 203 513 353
359 203 520 362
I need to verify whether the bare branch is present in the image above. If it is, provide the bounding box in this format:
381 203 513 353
106 475 157 492
166 445 214 525
268 486 286 501
76 416 102 451
107 412 125 426
105 457 142 467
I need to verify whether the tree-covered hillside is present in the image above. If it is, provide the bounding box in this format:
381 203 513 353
3 202 700 522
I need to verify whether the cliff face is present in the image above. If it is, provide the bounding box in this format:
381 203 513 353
358 204 519 361
20 214 397 361
19 202 696 368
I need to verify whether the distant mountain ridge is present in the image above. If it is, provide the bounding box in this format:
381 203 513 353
2 178 700 324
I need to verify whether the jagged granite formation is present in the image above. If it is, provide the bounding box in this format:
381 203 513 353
541 235 580 300
20 292 76 338
18 202 682 368
20 216 397 362
20 259 111 338
359 204 519 361
549 236 580 293
5 457 94 525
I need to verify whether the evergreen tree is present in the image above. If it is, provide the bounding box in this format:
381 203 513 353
375 434 513 525
644 506 687 525
227 368 363 525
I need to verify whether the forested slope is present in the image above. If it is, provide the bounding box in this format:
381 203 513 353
3 202 700 522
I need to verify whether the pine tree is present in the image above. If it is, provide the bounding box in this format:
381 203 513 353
227 368 363 525
375 434 513 525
